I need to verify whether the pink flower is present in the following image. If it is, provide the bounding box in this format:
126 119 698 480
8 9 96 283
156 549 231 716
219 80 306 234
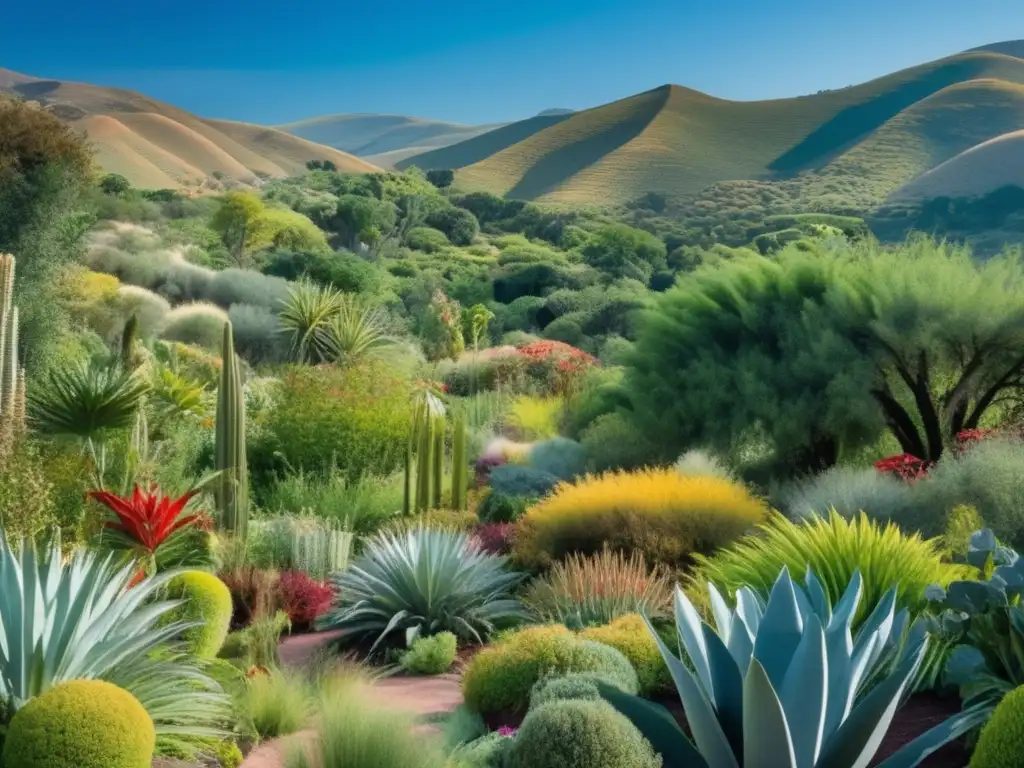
497 726 517 737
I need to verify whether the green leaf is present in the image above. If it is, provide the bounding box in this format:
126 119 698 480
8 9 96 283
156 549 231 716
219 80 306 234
597 682 708 768
743 659 797 768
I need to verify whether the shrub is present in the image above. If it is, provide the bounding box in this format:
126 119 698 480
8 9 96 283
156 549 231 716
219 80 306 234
514 468 767 570
448 732 512 768
691 512 971 629
529 673 604 709
580 614 670 695
206 268 290 311
505 699 661 768
507 395 562 440
674 449 736 480
781 465 916 521
268 362 411 480
400 631 458 675
528 437 587 481
405 226 450 253
228 303 289 364
478 465 560 523
261 470 404 536
240 668 313 740
461 625 638 715
275 570 334 630
113 284 171 339
2 680 155 768
160 302 229 350
579 412 658 472
522 549 673 630
426 207 480 246
967 680 1024 768
163 571 233 658
472 522 516 555
319 527 525 651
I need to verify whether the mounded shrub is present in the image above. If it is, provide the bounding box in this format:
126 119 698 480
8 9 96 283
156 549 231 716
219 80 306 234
206 268 290 311
691 512 971 629
478 465 560 523
580 614 670 695
579 412 658 472
2 680 155 768
969 684 1024 767
781 465 915 522
160 302 229 350
528 437 587 481
113 284 171 339
461 625 638 716
163 570 233 658
405 226 450 253
401 631 458 675
513 468 767 570
505 699 661 768
228 303 288 364
529 673 604 709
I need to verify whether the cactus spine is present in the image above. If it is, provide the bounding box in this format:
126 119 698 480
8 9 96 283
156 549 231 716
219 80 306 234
403 391 469 515
215 321 249 539
0 254 26 448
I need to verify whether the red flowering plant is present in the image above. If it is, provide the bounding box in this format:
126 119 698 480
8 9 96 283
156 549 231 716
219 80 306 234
88 484 212 572
874 454 934 482
515 340 598 398
472 522 516 555
275 570 335 631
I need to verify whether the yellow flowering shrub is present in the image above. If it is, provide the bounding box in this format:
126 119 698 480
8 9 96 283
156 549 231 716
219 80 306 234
507 395 562 441
580 614 670 695
513 468 767 570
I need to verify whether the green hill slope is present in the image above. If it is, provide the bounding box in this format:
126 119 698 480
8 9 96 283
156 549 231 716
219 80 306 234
401 50 1024 208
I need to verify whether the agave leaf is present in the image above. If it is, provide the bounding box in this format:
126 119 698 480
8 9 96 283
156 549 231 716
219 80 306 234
744 659 797 768
876 700 990 768
702 623 744 757
778 612 828 767
707 583 734 644
804 567 832 624
673 586 715 698
752 568 804 692
597 682 709 768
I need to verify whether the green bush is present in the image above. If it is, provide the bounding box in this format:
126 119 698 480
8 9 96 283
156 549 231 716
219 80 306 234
163 571 233 658
505 699 661 768
781 466 916 521
528 437 587 481
580 614 671 695
2 680 155 768
448 732 513 768
401 631 458 675
267 362 411 480
969 684 1024 767
425 207 480 246
160 302 229 350
405 226 450 253
240 668 313 740
580 412 658 472
478 466 560 523
529 673 604 709
461 625 639 715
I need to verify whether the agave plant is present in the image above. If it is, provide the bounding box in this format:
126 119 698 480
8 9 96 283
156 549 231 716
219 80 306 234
29 359 150 438
278 279 345 363
318 526 526 650
0 531 212 714
322 293 396 365
599 567 987 768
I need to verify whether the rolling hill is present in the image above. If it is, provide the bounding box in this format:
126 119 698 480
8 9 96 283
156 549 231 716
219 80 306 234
279 113 507 169
396 45 1024 208
891 129 1024 199
0 68 378 190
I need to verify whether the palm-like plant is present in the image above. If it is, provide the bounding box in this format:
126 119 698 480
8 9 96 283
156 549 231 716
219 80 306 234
318 526 526 651
29 359 150 438
278 279 345 363
322 294 396 365
0 531 223 718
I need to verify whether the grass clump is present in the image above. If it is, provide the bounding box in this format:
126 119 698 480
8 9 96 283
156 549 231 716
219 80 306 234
238 668 314 740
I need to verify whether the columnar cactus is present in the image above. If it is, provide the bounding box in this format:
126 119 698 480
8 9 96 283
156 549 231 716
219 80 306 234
215 321 249 539
451 413 468 511
403 391 469 515
0 254 26 446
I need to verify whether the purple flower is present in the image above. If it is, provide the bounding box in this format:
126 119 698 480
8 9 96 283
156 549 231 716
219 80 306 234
497 726 517 738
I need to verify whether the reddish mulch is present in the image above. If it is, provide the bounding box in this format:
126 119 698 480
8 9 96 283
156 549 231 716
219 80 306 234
654 692 968 767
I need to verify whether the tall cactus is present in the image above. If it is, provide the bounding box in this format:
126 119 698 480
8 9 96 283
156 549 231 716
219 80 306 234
0 254 25 447
215 321 249 540
403 391 469 514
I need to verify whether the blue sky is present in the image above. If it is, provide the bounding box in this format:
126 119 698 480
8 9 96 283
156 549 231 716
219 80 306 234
2 0 1021 125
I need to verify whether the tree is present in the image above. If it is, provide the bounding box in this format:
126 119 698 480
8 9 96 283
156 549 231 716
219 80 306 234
323 194 397 250
425 206 479 246
581 224 667 283
306 159 338 172
210 191 265 266
426 169 455 190
98 173 133 197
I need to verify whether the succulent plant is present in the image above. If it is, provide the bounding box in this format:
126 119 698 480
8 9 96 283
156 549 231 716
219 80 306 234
599 567 987 768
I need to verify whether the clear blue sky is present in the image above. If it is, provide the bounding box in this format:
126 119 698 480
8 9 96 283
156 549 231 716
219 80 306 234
2 0 1021 125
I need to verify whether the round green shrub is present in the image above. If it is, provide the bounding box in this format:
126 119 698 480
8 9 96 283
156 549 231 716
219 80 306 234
461 625 638 715
969 684 1024 767
406 226 450 253
478 465 560 523
529 673 604 709
528 437 588 481
401 631 458 675
164 570 233 658
506 699 661 768
160 302 229 350
449 732 513 768
2 680 155 768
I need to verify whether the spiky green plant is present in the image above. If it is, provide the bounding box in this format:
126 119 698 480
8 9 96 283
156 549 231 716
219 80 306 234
215 321 249 540
451 413 468 511
278 279 345 363
0 253 26 448
322 294 396 365
403 391 469 515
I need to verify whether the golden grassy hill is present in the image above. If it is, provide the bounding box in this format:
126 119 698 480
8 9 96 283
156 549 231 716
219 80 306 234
0 69 378 189
891 130 1024 199
279 113 506 163
398 49 1024 207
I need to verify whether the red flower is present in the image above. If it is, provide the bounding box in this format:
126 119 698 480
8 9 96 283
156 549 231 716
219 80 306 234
88 485 202 553
275 571 335 629
874 454 933 482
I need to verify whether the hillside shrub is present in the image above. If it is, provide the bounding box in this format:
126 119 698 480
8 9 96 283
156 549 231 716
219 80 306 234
2 680 155 768
400 631 458 675
478 465 560 523
267 362 411 480
514 468 766 570
505 699 661 768
691 512 971 628
507 395 561 440
113 284 171 340
405 226 450 253
461 625 638 715
528 437 587 481
163 571 233 658
425 207 479 246
522 549 673 630
206 268 290 311
228 303 288 364
781 466 917 521
580 614 670 695
529 673 604 709
968 684 1024 768
579 412 658 472
160 302 229 350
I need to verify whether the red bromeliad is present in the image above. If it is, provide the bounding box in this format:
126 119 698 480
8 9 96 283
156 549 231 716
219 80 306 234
874 453 933 482
87 485 202 553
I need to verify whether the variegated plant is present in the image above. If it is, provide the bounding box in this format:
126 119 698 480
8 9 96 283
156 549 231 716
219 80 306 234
600 567 987 768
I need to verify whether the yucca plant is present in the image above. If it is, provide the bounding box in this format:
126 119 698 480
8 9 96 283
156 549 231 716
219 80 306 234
278 279 345 364
599 568 988 768
523 548 674 629
0 531 206 713
322 294 396 365
318 526 526 651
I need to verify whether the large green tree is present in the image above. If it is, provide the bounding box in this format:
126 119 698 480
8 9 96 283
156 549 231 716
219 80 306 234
582 224 667 283
629 239 1024 474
